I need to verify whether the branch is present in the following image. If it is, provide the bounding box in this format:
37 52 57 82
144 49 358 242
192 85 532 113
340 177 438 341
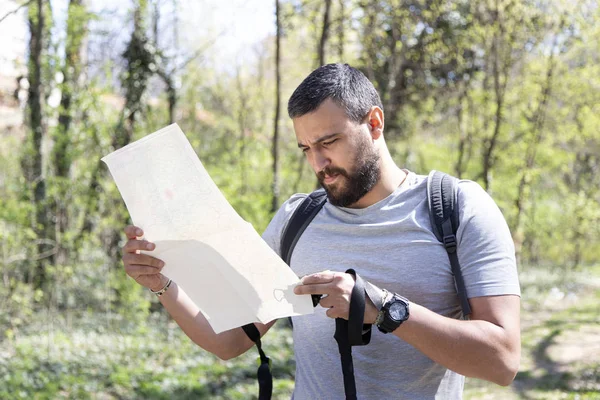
175 31 224 72
0 0 34 25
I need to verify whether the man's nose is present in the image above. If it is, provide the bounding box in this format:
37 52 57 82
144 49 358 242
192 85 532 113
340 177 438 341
311 150 330 173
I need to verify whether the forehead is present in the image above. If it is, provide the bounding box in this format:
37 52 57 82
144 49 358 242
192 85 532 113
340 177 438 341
292 99 356 143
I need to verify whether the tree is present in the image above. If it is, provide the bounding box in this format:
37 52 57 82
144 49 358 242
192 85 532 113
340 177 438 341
271 0 282 213
20 0 53 290
317 0 332 66
512 17 564 261
51 0 89 267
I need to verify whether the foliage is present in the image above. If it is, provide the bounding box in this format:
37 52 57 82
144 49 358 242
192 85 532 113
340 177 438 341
0 0 599 396
0 267 598 398
0 314 295 399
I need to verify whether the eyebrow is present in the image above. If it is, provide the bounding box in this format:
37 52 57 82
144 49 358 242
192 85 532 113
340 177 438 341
297 132 340 148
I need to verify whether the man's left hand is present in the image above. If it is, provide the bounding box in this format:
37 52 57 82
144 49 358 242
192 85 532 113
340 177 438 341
293 270 359 319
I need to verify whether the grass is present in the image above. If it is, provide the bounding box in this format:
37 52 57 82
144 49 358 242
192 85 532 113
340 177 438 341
1 265 599 399
0 314 296 399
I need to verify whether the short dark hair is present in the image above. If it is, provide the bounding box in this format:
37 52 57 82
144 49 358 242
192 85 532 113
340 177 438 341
287 63 383 123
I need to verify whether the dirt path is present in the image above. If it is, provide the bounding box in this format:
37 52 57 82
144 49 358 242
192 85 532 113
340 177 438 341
466 271 600 399
514 278 600 399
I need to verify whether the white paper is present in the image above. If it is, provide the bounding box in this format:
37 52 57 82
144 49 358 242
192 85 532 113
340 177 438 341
101 123 313 333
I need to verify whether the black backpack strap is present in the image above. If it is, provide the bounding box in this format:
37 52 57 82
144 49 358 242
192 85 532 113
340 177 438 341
280 189 328 265
241 323 272 400
241 190 327 400
427 170 472 317
281 189 328 308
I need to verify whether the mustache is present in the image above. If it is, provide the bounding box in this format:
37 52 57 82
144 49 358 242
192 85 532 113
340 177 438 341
317 166 348 181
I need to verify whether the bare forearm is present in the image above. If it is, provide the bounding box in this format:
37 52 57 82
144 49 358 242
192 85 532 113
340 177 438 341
121 227 271 360
294 270 520 386
157 279 267 360
394 302 520 385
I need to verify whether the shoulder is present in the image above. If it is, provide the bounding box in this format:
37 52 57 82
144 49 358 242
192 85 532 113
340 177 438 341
272 192 311 233
424 171 509 235
455 179 505 222
457 179 488 198
279 193 310 218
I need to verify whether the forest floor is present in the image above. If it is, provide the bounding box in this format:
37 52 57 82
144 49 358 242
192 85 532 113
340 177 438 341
465 265 600 400
1 265 599 399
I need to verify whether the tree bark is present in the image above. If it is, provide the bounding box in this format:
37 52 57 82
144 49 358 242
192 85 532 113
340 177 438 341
111 0 152 150
21 0 49 289
454 85 472 178
337 0 344 61
80 0 153 263
236 67 249 194
271 0 282 212
481 23 507 192
53 0 87 267
318 0 332 66
361 2 377 83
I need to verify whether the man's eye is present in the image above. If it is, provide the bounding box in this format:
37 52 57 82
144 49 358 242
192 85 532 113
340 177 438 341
323 139 338 146
301 147 309 153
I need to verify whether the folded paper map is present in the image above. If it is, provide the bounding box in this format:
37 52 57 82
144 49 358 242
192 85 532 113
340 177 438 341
101 123 313 333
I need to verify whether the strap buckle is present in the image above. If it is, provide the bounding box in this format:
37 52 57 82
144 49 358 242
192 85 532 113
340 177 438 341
442 235 457 253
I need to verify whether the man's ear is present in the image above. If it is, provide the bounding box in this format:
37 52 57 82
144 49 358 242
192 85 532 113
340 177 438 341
367 106 384 139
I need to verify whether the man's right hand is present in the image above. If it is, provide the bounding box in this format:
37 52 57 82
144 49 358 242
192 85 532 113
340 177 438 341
122 225 168 292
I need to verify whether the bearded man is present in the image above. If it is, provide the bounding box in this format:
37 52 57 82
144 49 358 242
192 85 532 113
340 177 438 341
122 63 521 399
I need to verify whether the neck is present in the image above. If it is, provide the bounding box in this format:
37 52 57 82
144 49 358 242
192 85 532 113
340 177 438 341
348 155 406 209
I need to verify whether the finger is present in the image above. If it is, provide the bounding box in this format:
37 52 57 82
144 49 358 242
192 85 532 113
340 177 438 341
124 225 144 239
125 264 161 278
325 307 339 319
123 239 155 253
318 295 333 309
294 282 332 296
300 270 335 285
123 253 164 268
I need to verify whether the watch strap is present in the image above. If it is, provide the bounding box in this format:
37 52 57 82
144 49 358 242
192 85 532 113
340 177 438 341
364 281 385 311
378 315 401 334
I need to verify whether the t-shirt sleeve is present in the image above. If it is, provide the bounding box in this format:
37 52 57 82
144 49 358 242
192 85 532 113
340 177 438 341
261 193 308 257
455 180 521 298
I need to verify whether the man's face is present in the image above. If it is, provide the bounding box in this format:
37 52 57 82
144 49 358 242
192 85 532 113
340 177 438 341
293 99 381 207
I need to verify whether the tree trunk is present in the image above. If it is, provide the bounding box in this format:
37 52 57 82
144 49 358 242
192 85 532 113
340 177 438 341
79 0 153 265
318 0 332 66
111 0 152 150
236 67 249 194
481 27 506 192
153 0 177 125
21 0 49 289
53 0 87 267
271 0 282 213
337 0 344 61
361 3 377 83
454 86 472 178
513 24 560 262
156 69 177 124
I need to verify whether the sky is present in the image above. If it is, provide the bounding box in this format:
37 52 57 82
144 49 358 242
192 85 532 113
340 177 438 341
0 0 28 76
0 0 276 77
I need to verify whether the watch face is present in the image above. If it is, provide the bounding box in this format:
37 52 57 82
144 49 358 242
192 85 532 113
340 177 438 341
389 302 407 321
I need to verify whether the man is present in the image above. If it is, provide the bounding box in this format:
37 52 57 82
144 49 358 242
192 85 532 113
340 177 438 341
121 63 521 399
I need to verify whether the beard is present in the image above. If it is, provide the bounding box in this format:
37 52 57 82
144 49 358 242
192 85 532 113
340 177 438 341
317 140 381 208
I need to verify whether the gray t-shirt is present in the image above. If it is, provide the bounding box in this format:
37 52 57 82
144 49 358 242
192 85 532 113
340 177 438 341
262 171 520 400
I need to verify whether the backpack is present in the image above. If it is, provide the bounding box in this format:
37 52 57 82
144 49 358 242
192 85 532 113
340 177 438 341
242 170 471 400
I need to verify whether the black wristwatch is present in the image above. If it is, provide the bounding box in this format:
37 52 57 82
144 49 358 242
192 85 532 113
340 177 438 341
375 293 410 334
